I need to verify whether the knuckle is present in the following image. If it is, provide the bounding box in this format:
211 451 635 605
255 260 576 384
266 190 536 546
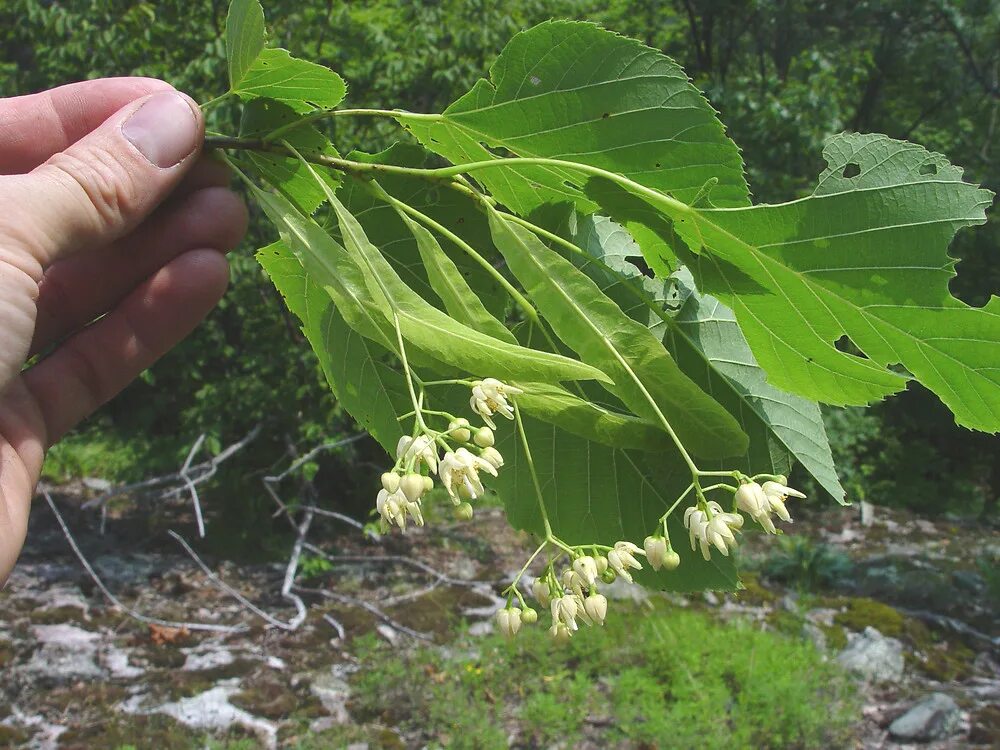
42 148 140 238
59 339 110 413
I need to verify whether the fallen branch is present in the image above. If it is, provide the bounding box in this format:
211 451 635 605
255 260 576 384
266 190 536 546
82 425 262 511
42 490 245 634
167 530 305 632
294 585 431 641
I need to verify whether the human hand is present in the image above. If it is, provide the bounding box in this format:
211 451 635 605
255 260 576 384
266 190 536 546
0 78 248 582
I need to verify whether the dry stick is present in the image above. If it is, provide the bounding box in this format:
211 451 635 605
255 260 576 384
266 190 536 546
301 546 495 594
293 585 431 641
180 433 207 538
167 530 302 631
262 433 367 484
322 613 347 640
281 508 314 630
42 490 245 634
82 425 262 510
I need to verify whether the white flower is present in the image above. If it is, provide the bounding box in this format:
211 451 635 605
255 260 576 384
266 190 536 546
396 434 439 474
607 541 643 583
550 595 579 631
572 556 599 587
531 578 551 607
479 446 504 470
496 607 522 639
469 378 523 429
735 482 774 532
685 503 742 560
583 593 608 625
376 488 408 530
561 568 586 598
644 536 669 571
761 481 805 523
438 447 498 500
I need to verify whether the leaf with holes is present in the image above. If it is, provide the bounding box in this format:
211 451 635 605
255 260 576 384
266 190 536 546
488 209 747 459
564 212 845 502
611 133 998 432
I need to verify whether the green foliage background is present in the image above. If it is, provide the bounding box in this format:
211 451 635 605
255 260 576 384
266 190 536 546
2 0 997 532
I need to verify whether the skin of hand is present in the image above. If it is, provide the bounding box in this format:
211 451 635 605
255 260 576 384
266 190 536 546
0 78 248 583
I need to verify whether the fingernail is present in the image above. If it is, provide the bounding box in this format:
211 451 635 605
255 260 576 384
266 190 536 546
122 92 199 168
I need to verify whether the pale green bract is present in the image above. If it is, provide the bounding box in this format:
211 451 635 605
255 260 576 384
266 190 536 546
216 0 996 602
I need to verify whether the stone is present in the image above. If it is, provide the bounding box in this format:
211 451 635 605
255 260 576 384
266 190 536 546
601 577 650 603
24 624 103 683
182 647 235 672
309 669 352 724
836 626 905 682
123 680 277 749
888 693 961 742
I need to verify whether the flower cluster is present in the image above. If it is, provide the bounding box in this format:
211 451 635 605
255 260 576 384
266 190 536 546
684 479 805 561
374 378 520 532
497 538 672 641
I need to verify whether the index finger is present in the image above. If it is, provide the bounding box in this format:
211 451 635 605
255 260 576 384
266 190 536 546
0 77 175 175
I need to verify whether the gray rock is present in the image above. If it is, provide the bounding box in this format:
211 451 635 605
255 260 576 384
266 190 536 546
309 669 352 724
24 624 103 683
836 626 905 682
888 693 961 741
122 680 277 750
601 577 650 603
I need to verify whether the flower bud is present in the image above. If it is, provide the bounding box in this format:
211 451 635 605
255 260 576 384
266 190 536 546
448 418 472 444
400 473 426 504
496 607 521 639
423 475 434 493
601 567 617 584
473 426 495 448
550 622 572 642
454 502 474 521
531 578 550 607
381 472 400 493
644 535 669 571
479 446 504 469
583 593 608 625
662 548 681 570
595 555 609 575
522 607 538 624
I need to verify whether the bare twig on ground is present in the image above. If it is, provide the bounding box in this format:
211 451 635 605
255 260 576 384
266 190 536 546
294 585 432 641
42 490 246 634
179 433 208 538
81 425 262 511
167 530 305 632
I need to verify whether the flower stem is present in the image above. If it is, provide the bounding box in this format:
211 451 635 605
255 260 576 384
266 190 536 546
512 401 553 539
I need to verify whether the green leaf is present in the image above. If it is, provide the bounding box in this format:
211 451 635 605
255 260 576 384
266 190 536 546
513 382 669 451
400 212 516 343
487 210 747 459
248 182 396 351
397 20 748 218
496 414 738 592
341 144 510 323
225 0 265 89
325 193 612 386
240 99 340 214
566 213 845 502
233 48 347 113
257 241 408 451
627 133 998 432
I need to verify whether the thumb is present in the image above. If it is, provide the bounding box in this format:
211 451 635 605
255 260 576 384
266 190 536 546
2 90 204 268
